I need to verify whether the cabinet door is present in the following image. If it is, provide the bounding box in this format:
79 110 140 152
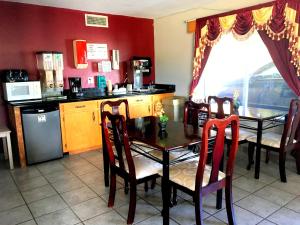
152 93 174 116
60 101 101 153
128 96 152 118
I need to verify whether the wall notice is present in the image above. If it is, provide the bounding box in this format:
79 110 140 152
87 43 108 59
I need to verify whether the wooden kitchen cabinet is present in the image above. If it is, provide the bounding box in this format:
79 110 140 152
60 100 101 154
59 93 174 154
127 95 152 118
152 93 174 115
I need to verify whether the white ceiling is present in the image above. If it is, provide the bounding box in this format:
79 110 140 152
6 0 273 19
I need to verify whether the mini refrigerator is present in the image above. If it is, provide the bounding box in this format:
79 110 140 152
22 104 63 165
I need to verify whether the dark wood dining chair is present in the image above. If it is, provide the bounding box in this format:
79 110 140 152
165 115 240 225
183 101 211 153
184 101 211 128
101 99 130 188
247 99 300 182
207 96 234 119
101 111 161 224
208 96 255 152
100 99 156 191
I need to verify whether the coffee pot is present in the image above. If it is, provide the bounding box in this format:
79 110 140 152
68 77 83 97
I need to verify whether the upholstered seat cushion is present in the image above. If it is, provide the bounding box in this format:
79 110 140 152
116 155 161 180
225 128 255 141
246 132 281 148
159 159 225 191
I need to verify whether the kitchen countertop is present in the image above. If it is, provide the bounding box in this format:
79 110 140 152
8 88 175 107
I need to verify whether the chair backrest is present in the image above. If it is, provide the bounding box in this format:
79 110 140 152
207 96 234 119
101 111 136 178
100 99 130 120
195 115 239 191
281 99 300 150
183 101 211 127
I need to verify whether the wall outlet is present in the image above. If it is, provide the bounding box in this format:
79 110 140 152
88 76 94 84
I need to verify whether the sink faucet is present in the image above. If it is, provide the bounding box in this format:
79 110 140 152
149 80 154 90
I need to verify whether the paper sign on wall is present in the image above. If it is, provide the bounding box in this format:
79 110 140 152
87 43 108 59
99 60 112 72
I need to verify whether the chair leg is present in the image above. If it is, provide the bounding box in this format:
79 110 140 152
265 150 270 164
151 178 156 189
195 192 204 225
247 143 255 170
279 151 287 183
225 179 236 225
172 186 177 206
144 181 149 192
108 171 116 207
124 179 129 194
127 183 137 224
296 150 300 175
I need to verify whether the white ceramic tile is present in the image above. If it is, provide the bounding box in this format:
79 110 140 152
268 207 300 225
235 195 281 218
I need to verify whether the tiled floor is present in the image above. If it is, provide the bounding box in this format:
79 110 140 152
0 146 300 225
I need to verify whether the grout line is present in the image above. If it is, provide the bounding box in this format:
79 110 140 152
9 169 39 225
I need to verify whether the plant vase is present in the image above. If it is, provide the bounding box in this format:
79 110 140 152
158 122 167 132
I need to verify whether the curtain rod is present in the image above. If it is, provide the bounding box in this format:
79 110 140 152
184 19 196 23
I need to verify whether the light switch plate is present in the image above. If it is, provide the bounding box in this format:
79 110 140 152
88 76 94 84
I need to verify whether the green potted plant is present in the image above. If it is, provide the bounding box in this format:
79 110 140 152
159 114 169 131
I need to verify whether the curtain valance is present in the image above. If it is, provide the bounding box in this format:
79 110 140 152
193 0 300 84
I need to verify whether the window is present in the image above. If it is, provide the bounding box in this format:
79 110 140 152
193 31 296 110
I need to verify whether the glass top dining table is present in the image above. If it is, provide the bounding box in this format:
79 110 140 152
127 116 204 152
212 103 287 179
125 116 218 225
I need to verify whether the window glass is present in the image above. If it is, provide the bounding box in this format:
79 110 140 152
193 31 296 110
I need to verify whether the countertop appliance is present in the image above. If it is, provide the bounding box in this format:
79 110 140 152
1 69 29 82
36 52 64 98
68 77 83 98
3 81 42 101
128 57 152 90
21 104 63 164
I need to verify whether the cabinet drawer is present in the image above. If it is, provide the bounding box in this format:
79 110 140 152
127 96 151 104
60 101 99 113
128 96 152 118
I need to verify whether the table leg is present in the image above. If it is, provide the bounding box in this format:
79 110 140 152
162 151 170 225
2 137 8 160
102 130 109 187
6 134 14 170
255 120 263 179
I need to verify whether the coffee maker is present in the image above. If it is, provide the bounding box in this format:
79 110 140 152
68 77 83 98
128 57 152 90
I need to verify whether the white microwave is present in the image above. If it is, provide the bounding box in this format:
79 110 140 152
3 81 42 101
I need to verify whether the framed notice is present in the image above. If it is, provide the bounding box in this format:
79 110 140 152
87 43 108 60
101 60 112 72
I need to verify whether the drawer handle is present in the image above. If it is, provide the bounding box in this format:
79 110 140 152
75 105 86 108
136 99 143 102
92 112 95 121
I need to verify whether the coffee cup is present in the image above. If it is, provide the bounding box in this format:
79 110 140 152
126 84 133 92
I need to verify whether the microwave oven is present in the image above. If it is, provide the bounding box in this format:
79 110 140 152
3 81 42 101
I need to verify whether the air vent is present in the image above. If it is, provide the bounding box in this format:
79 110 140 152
85 14 108 28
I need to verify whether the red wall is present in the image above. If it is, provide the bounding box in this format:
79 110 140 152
0 1 155 88
0 1 155 125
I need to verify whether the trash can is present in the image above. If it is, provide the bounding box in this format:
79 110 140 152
162 96 186 122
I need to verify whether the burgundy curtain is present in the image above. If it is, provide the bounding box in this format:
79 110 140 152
189 47 211 96
258 0 300 96
190 0 300 98
258 31 300 96
189 18 219 96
